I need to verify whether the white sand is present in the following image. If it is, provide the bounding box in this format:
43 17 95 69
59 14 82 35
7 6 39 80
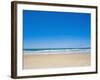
23 53 91 69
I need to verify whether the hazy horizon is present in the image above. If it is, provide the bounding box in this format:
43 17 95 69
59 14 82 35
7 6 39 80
23 47 91 50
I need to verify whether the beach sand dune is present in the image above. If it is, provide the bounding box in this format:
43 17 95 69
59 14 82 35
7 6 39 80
23 53 91 69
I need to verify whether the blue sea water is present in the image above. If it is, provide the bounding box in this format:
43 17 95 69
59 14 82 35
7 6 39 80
23 48 90 55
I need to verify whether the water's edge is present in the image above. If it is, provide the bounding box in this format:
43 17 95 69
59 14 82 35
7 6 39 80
23 48 90 55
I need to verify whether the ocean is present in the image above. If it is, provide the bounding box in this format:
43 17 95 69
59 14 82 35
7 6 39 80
23 48 90 55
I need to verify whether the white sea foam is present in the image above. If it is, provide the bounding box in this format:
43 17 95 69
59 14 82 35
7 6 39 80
24 49 90 55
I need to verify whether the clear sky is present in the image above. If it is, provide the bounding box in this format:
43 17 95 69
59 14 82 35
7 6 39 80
23 10 91 49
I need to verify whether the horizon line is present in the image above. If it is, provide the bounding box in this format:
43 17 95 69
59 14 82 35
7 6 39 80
23 47 91 50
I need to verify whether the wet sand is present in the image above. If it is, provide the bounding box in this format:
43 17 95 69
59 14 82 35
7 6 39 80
23 53 91 69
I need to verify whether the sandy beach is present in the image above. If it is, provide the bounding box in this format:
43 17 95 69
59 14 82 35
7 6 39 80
23 53 91 69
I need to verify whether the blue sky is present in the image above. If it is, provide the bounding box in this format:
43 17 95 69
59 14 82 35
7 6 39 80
23 10 91 49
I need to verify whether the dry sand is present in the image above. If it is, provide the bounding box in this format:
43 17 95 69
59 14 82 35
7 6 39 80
23 53 91 69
